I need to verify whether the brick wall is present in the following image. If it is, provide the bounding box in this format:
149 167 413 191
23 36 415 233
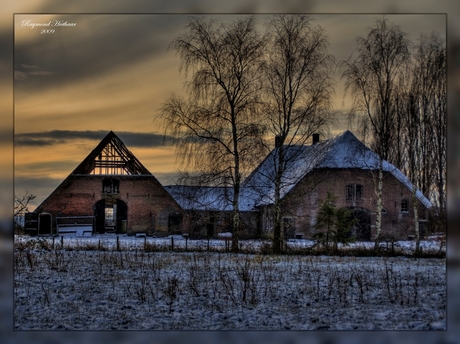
35 175 187 235
278 168 430 240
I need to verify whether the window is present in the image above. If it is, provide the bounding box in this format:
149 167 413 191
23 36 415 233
105 207 114 222
102 179 119 194
104 206 115 228
401 199 409 213
346 184 363 201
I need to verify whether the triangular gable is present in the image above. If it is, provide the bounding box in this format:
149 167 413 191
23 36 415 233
71 131 151 175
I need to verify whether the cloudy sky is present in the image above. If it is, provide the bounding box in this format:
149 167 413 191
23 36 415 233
2 1 455 215
13 13 447 210
1 1 459 343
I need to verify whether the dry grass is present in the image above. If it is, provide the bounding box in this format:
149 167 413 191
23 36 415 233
13 241 446 330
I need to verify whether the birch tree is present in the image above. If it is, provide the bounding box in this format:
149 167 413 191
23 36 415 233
400 32 446 249
159 16 266 252
261 15 335 253
340 18 410 249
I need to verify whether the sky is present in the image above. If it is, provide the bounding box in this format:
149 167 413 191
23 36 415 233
1 0 459 343
12 12 447 210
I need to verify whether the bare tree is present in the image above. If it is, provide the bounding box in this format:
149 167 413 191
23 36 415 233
410 33 446 214
14 191 36 217
159 16 266 252
399 32 446 249
261 15 335 253
14 191 36 231
340 18 410 248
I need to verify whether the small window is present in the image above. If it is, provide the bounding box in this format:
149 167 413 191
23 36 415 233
346 184 363 201
401 199 409 213
102 179 119 194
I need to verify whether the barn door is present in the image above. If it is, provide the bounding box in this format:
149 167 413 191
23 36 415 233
116 199 127 233
94 200 105 233
169 213 183 234
349 207 371 241
38 213 52 235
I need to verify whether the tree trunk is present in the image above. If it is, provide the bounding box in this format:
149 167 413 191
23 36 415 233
231 112 241 253
231 178 240 253
412 185 421 255
272 145 285 254
374 163 383 250
273 202 282 254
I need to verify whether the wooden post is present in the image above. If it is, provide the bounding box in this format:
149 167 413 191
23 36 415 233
117 235 120 251
183 233 189 251
61 235 64 249
171 237 174 252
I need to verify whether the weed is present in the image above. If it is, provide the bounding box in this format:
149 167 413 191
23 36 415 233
164 275 179 312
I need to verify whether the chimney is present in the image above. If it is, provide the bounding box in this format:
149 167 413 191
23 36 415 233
275 135 283 147
312 133 320 145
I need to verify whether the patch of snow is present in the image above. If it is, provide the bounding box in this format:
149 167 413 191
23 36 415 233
13 237 446 330
217 232 232 239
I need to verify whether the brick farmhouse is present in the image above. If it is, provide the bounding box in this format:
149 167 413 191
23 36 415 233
241 130 432 240
33 130 431 239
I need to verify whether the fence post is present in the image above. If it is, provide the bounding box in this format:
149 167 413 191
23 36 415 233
183 233 189 251
171 237 174 252
117 235 120 251
61 235 64 250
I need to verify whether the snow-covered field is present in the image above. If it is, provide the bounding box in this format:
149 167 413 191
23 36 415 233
13 235 446 330
13 232 447 255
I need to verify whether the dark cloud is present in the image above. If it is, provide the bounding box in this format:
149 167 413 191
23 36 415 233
15 160 80 173
14 14 186 90
14 64 54 80
14 176 63 193
14 130 175 147
116 131 175 147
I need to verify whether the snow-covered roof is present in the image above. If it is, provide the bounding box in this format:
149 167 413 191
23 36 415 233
166 131 431 212
165 185 260 212
165 185 232 211
165 185 256 211
243 130 432 209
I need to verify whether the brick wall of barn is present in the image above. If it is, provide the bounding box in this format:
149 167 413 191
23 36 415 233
182 209 259 239
34 175 188 235
276 168 430 240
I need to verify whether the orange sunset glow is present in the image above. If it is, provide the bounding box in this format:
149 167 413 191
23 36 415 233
13 13 446 210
